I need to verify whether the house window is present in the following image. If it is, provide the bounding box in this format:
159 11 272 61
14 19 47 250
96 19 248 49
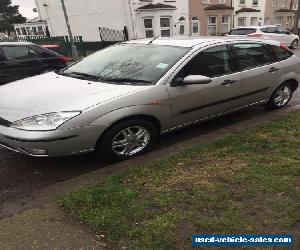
208 16 217 35
32 27 38 36
252 0 258 5
239 0 245 4
160 17 172 37
192 20 200 35
38 26 44 36
287 16 293 28
26 27 32 36
250 17 259 26
282 0 286 7
15 28 21 35
293 0 298 10
222 16 230 34
238 17 246 26
272 0 278 6
275 16 283 26
218 0 225 3
143 17 154 38
21 27 27 35
179 24 185 35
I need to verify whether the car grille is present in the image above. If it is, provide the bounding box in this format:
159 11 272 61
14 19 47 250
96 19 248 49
0 117 12 127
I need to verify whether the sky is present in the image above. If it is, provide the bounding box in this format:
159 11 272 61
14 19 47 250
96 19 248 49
12 0 37 19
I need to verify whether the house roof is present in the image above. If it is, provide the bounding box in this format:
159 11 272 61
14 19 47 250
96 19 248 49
235 8 261 13
275 8 294 12
204 4 234 10
137 3 176 10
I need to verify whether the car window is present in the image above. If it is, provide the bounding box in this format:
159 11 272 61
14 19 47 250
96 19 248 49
228 28 256 35
176 45 232 79
233 43 275 71
2 46 40 61
269 45 293 61
260 27 277 33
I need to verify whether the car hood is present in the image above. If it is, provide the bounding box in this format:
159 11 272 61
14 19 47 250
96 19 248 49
0 72 150 122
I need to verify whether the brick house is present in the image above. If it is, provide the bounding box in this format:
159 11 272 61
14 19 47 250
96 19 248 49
189 0 234 36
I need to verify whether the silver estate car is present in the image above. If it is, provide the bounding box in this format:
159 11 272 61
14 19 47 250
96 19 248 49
0 38 299 160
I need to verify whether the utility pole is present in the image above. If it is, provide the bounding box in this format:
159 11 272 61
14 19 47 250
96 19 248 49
294 0 300 34
60 0 79 60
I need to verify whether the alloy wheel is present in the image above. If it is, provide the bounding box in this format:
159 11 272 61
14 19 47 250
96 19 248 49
112 126 151 156
273 86 292 107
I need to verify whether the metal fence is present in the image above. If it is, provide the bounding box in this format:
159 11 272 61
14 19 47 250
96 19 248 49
98 26 129 49
0 36 86 58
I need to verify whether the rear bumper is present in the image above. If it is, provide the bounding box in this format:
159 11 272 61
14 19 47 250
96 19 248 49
0 124 107 157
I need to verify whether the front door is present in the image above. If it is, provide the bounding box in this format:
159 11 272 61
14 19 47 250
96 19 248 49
166 45 243 127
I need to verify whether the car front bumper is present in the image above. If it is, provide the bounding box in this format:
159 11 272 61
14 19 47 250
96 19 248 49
0 124 107 157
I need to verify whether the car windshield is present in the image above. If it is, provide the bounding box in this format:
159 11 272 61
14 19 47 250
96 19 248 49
228 29 256 35
63 43 190 85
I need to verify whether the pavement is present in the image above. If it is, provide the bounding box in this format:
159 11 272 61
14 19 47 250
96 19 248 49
0 49 300 249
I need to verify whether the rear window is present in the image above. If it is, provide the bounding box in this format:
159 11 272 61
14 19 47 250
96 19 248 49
228 28 256 35
269 45 293 61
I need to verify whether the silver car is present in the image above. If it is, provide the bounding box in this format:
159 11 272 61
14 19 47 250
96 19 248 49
0 38 299 160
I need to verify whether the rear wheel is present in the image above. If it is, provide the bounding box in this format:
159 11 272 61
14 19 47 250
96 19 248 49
290 39 298 49
265 83 293 110
95 119 158 161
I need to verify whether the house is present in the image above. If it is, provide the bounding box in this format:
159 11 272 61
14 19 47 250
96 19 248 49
264 0 297 30
233 0 298 29
14 17 48 37
34 0 189 41
188 0 234 36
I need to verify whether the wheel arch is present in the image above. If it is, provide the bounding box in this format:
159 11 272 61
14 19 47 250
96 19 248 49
284 78 298 91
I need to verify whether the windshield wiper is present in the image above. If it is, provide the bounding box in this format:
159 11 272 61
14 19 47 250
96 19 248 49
102 77 152 83
57 70 100 79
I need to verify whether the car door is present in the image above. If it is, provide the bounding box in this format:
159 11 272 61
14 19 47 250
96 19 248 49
1 45 43 83
230 42 278 106
166 45 243 127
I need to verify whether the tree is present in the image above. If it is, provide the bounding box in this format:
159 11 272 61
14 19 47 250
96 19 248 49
0 0 26 35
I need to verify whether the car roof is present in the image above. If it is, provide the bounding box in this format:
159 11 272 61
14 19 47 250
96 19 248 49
124 36 276 48
232 25 279 30
0 41 35 46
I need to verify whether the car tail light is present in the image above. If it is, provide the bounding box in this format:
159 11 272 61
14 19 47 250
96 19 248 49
280 43 293 53
247 32 263 38
58 56 69 63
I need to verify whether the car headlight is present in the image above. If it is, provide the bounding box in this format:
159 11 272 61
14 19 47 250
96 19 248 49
10 111 81 131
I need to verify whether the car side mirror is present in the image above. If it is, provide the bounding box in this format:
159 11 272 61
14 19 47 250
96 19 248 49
171 75 212 87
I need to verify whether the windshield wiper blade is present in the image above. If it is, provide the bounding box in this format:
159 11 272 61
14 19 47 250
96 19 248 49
57 70 100 79
102 77 152 83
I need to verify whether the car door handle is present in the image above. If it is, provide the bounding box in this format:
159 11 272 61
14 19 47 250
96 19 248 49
269 67 279 73
221 79 236 86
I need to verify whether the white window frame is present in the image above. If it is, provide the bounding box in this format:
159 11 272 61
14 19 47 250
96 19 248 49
208 16 217 36
250 17 259 26
218 0 226 4
191 20 200 35
143 17 154 38
272 0 278 7
238 17 246 27
221 16 230 34
160 16 172 37
282 0 286 7
275 16 283 26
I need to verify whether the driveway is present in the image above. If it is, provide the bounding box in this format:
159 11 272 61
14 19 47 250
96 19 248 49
0 48 300 220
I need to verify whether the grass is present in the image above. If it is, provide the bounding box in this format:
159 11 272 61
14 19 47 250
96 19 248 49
60 111 300 249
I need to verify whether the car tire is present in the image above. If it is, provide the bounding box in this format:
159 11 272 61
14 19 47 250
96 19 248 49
265 82 294 110
95 118 159 161
290 39 298 49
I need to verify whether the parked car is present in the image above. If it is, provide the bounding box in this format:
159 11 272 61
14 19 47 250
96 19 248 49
0 42 68 85
227 26 299 49
0 38 299 160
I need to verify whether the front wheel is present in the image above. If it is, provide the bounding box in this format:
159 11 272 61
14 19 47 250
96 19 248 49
265 83 293 110
95 119 158 161
290 39 298 49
